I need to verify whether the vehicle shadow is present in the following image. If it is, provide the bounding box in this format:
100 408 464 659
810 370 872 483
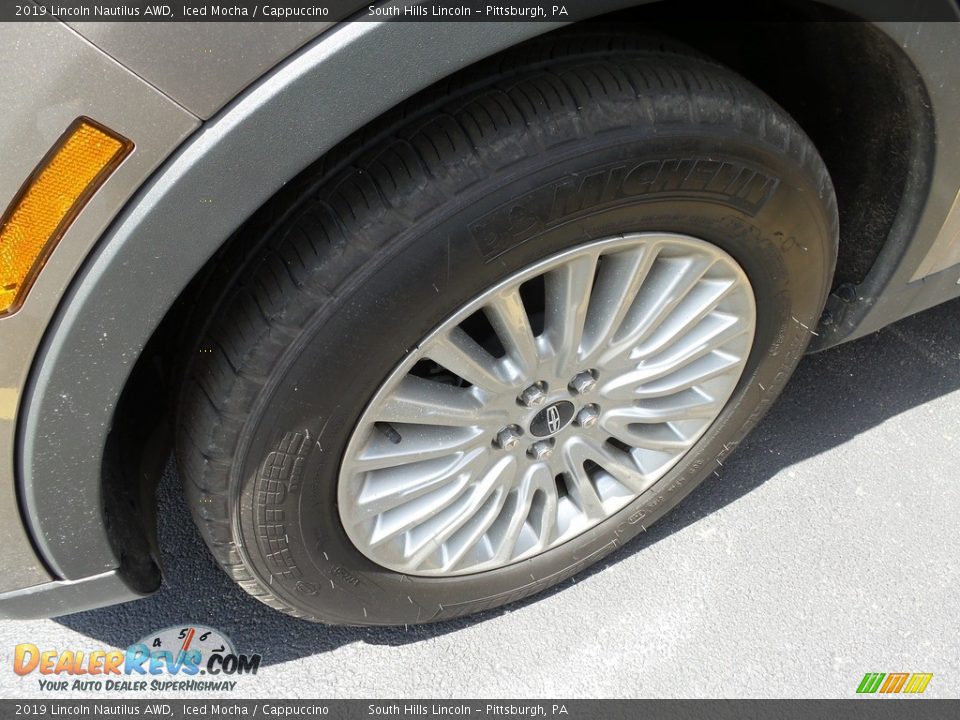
56 296 960 665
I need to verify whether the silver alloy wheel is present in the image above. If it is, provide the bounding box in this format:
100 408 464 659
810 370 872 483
338 233 756 576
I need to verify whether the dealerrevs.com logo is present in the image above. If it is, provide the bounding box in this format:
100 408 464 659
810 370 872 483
13 625 261 693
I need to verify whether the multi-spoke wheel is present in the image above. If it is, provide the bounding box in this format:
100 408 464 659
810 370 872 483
177 39 837 624
338 234 755 576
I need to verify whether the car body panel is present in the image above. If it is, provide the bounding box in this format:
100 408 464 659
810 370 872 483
1 4 959 617
913 189 960 280
0 570 153 620
66 22 331 118
0 21 198 593
809 19 960 348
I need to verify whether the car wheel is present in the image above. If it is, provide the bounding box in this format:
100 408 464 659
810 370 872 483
176 39 837 624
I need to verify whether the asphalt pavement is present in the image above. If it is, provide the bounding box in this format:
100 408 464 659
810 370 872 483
2 297 959 699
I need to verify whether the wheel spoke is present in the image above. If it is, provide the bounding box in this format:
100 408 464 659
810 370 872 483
353 424 486 471
364 449 492 547
441 487 510 571
580 245 660 362
492 464 558 562
632 350 742 399
426 327 512 394
601 349 734 401
377 376 506 427
637 311 749 373
404 455 516 568
603 391 720 426
571 435 654 495
598 254 716 366
629 277 737 360
544 252 599 375
560 438 608 521
485 287 540 378
356 448 488 517
600 409 700 453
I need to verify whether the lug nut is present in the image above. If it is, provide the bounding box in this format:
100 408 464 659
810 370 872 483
569 370 597 395
494 425 523 451
518 381 548 407
528 440 554 461
576 404 600 429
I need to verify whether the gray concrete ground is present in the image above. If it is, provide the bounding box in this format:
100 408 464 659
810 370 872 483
2 298 959 699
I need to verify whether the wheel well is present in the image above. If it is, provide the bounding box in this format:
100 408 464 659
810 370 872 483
624 1 931 290
107 2 931 574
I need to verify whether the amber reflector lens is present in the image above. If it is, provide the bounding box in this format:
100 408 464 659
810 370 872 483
0 118 132 316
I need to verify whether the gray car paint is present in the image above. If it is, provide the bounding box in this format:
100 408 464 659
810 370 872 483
922 191 960 277
3 2 960 617
67 22 331 119
0 20 337 597
0 22 199 592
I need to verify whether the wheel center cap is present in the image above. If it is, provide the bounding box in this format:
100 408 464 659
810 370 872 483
529 400 576 438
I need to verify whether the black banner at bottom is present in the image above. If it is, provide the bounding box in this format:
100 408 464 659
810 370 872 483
0 700 957 720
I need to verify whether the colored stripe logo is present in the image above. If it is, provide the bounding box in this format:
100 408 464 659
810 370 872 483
857 672 933 694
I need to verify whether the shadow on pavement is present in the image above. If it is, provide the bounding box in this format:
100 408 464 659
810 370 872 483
56 297 960 664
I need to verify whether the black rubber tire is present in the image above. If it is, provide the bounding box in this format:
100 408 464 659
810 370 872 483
176 37 838 625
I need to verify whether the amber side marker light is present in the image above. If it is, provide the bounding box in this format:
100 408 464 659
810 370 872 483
0 118 132 316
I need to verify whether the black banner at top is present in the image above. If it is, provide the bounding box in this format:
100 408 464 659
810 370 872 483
3 0 959 22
